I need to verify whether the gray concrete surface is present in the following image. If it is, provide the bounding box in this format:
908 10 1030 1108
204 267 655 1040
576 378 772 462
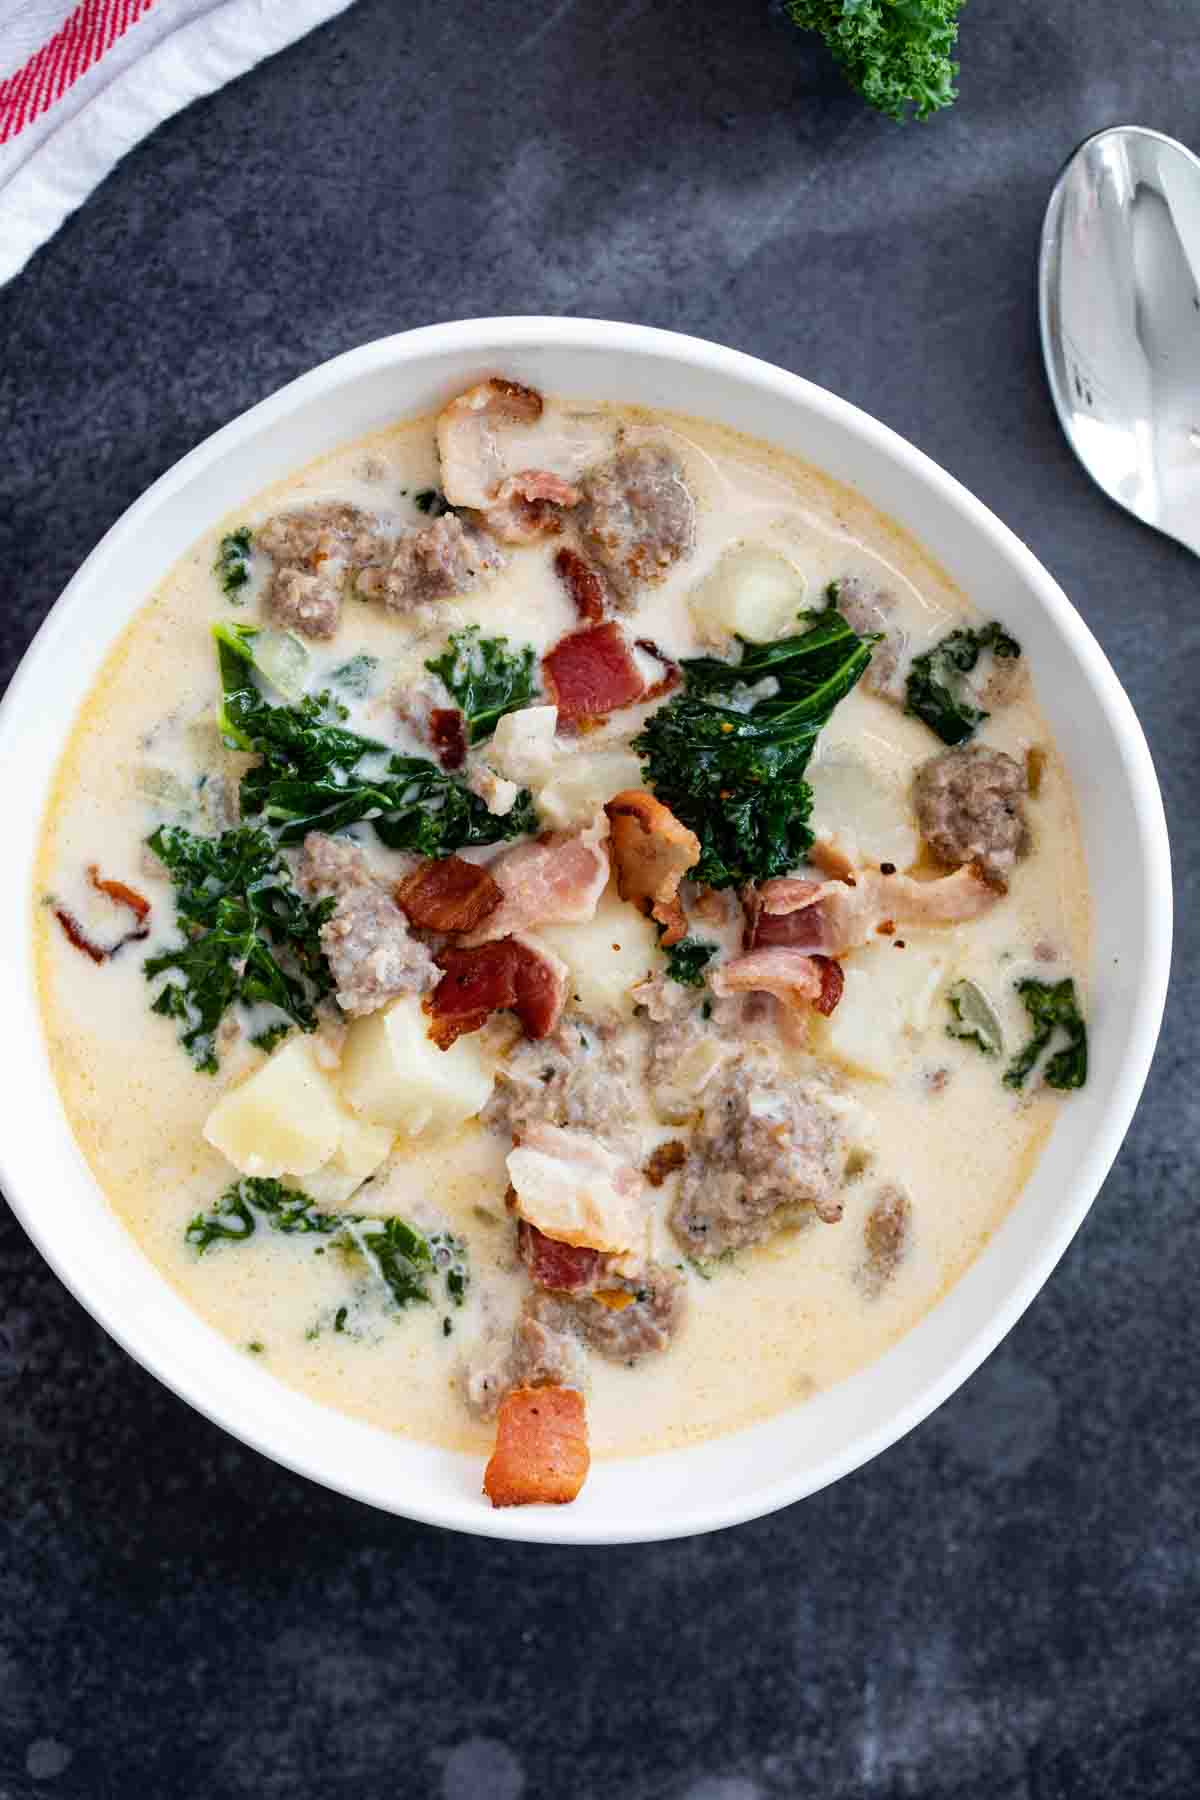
1 1 1196 1794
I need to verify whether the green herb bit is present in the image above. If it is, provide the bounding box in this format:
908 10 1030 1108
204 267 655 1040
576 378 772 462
904 621 1021 747
946 978 1003 1057
246 1340 265 1354
664 937 718 987
214 528 253 599
1004 978 1088 1092
334 1306 348 1334
425 625 539 745
414 488 454 517
144 823 333 1074
784 0 964 123
634 602 877 888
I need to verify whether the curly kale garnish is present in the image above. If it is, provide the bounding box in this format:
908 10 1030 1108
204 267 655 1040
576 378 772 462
425 625 539 745
214 624 536 850
1004 978 1088 1092
214 527 253 600
186 1179 469 1312
144 825 334 1074
905 621 1021 746
633 601 877 888
664 937 719 987
785 0 964 122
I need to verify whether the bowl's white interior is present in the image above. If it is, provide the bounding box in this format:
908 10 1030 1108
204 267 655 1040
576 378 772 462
0 320 1171 1543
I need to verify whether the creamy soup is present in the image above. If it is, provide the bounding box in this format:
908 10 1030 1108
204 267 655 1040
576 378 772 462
35 382 1090 1504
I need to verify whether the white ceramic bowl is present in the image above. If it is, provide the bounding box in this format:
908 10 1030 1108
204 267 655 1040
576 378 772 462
0 320 1171 1543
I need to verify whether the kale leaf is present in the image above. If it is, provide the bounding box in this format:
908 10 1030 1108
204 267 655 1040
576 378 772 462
144 825 333 1073
214 625 536 849
186 1178 468 1312
328 653 379 698
214 527 253 599
664 937 719 987
905 621 1021 746
425 625 539 745
633 602 877 888
1004 978 1088 1091
945 978 1003 1056
784 0 964 122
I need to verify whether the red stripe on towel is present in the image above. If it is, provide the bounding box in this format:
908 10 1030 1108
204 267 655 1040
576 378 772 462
0 0 159 145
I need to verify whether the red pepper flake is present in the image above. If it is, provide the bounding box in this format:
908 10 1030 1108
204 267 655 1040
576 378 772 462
811 955 845 1016
429 708 467 770
54 866 151 963
877 919 895 936
88 864 150 923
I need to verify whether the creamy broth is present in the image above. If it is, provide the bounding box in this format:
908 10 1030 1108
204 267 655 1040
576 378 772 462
34 397 1090 1468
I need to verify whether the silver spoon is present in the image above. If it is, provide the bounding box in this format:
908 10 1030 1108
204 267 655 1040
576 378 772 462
1039 125 1200 558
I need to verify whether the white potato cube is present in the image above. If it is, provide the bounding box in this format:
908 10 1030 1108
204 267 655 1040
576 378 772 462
339 993 496 1137
815 938 955 1081
688 543 806 644
489 704 559 786
534 885 660 1017
203 1035 345 1177
808 748 920 872
290 1114 396 1209
535 748 645 831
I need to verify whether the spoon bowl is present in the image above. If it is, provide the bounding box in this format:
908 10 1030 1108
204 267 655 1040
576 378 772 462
1039 125 1200 558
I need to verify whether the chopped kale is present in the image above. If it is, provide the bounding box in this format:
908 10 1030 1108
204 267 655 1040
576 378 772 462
664 936 719 987
905 621 1021 746
784 0 964 123
1003 977 1088 1091
328 653 379 697
414 488 454 517
214 625 535 851
214 527 253 599
186 1178 469 1312
425 625 539 745
144 824 333 1074
945 978 1003 1057
633 601 877 888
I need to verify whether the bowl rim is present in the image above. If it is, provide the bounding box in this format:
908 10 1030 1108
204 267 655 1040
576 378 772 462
0 317 1173 1543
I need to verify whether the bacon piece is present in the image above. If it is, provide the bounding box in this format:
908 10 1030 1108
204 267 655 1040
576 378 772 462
604 789 700 948
754 864 997 957
635 638 682 704
711 947 844 1016
394 856 503 934
483 1386 590 1508
55 865 152 963
555 546 606 624
462 829 609 946
543 622 646 726
88 864 151 924
429 708 467 770
426 936 567 1049
437 378 544 510
517 1219 602 1293
485 471 582 544
507 1123 647 1256
644 1140 687 1187
54 908 107 964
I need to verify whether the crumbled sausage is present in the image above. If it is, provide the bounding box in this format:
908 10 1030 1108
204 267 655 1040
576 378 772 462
913 745 1029 884
527 1263 687 1364
297 832 437 1016
574 445 695 607
257 502 384 641
357 514 504 612
858 1184 912 1297
463 1297 588 1421
831 576 907 701
482 1020 637 1143
670 1049 847 1255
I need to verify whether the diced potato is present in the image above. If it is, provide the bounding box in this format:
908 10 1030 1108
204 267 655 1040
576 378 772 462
339 993 496 1137
808 748 919 872
489 704 559 786
534 884 659 1017
535 748 645 831
815 937 955 1081
688 542 806 644
203 1035 345 1177
291 1113 395 1209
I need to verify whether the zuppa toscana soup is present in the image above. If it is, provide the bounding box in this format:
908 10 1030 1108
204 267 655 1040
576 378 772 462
36 379 1090 1507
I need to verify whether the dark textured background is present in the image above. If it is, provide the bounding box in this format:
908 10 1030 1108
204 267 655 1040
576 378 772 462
1 2 1196 1795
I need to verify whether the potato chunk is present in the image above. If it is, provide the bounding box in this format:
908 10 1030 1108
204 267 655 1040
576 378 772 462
483 1386 590 1508
534 884 660 1017
203 1035 345 1177
815 937 954 1080
291 1113 395 1209
535 748 644 831
688 542 806 644
339 993 496 1136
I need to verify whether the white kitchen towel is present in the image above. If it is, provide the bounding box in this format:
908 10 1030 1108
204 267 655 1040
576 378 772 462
0 0 357 286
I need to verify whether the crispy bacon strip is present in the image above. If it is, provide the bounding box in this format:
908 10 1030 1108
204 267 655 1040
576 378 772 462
462 829 609 946
517 1220 602 1293
543 622 646 726
754 864 997 957
88 864 150 923
437 378 544 510
54 908 107 963
485 471 581 545
429 708 467 770
483 1385 590 1508
555 546 606 624
426 936 566 1049
604 789 700 948
395 856 503 934
55 866 152 963
711 947 844 1015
